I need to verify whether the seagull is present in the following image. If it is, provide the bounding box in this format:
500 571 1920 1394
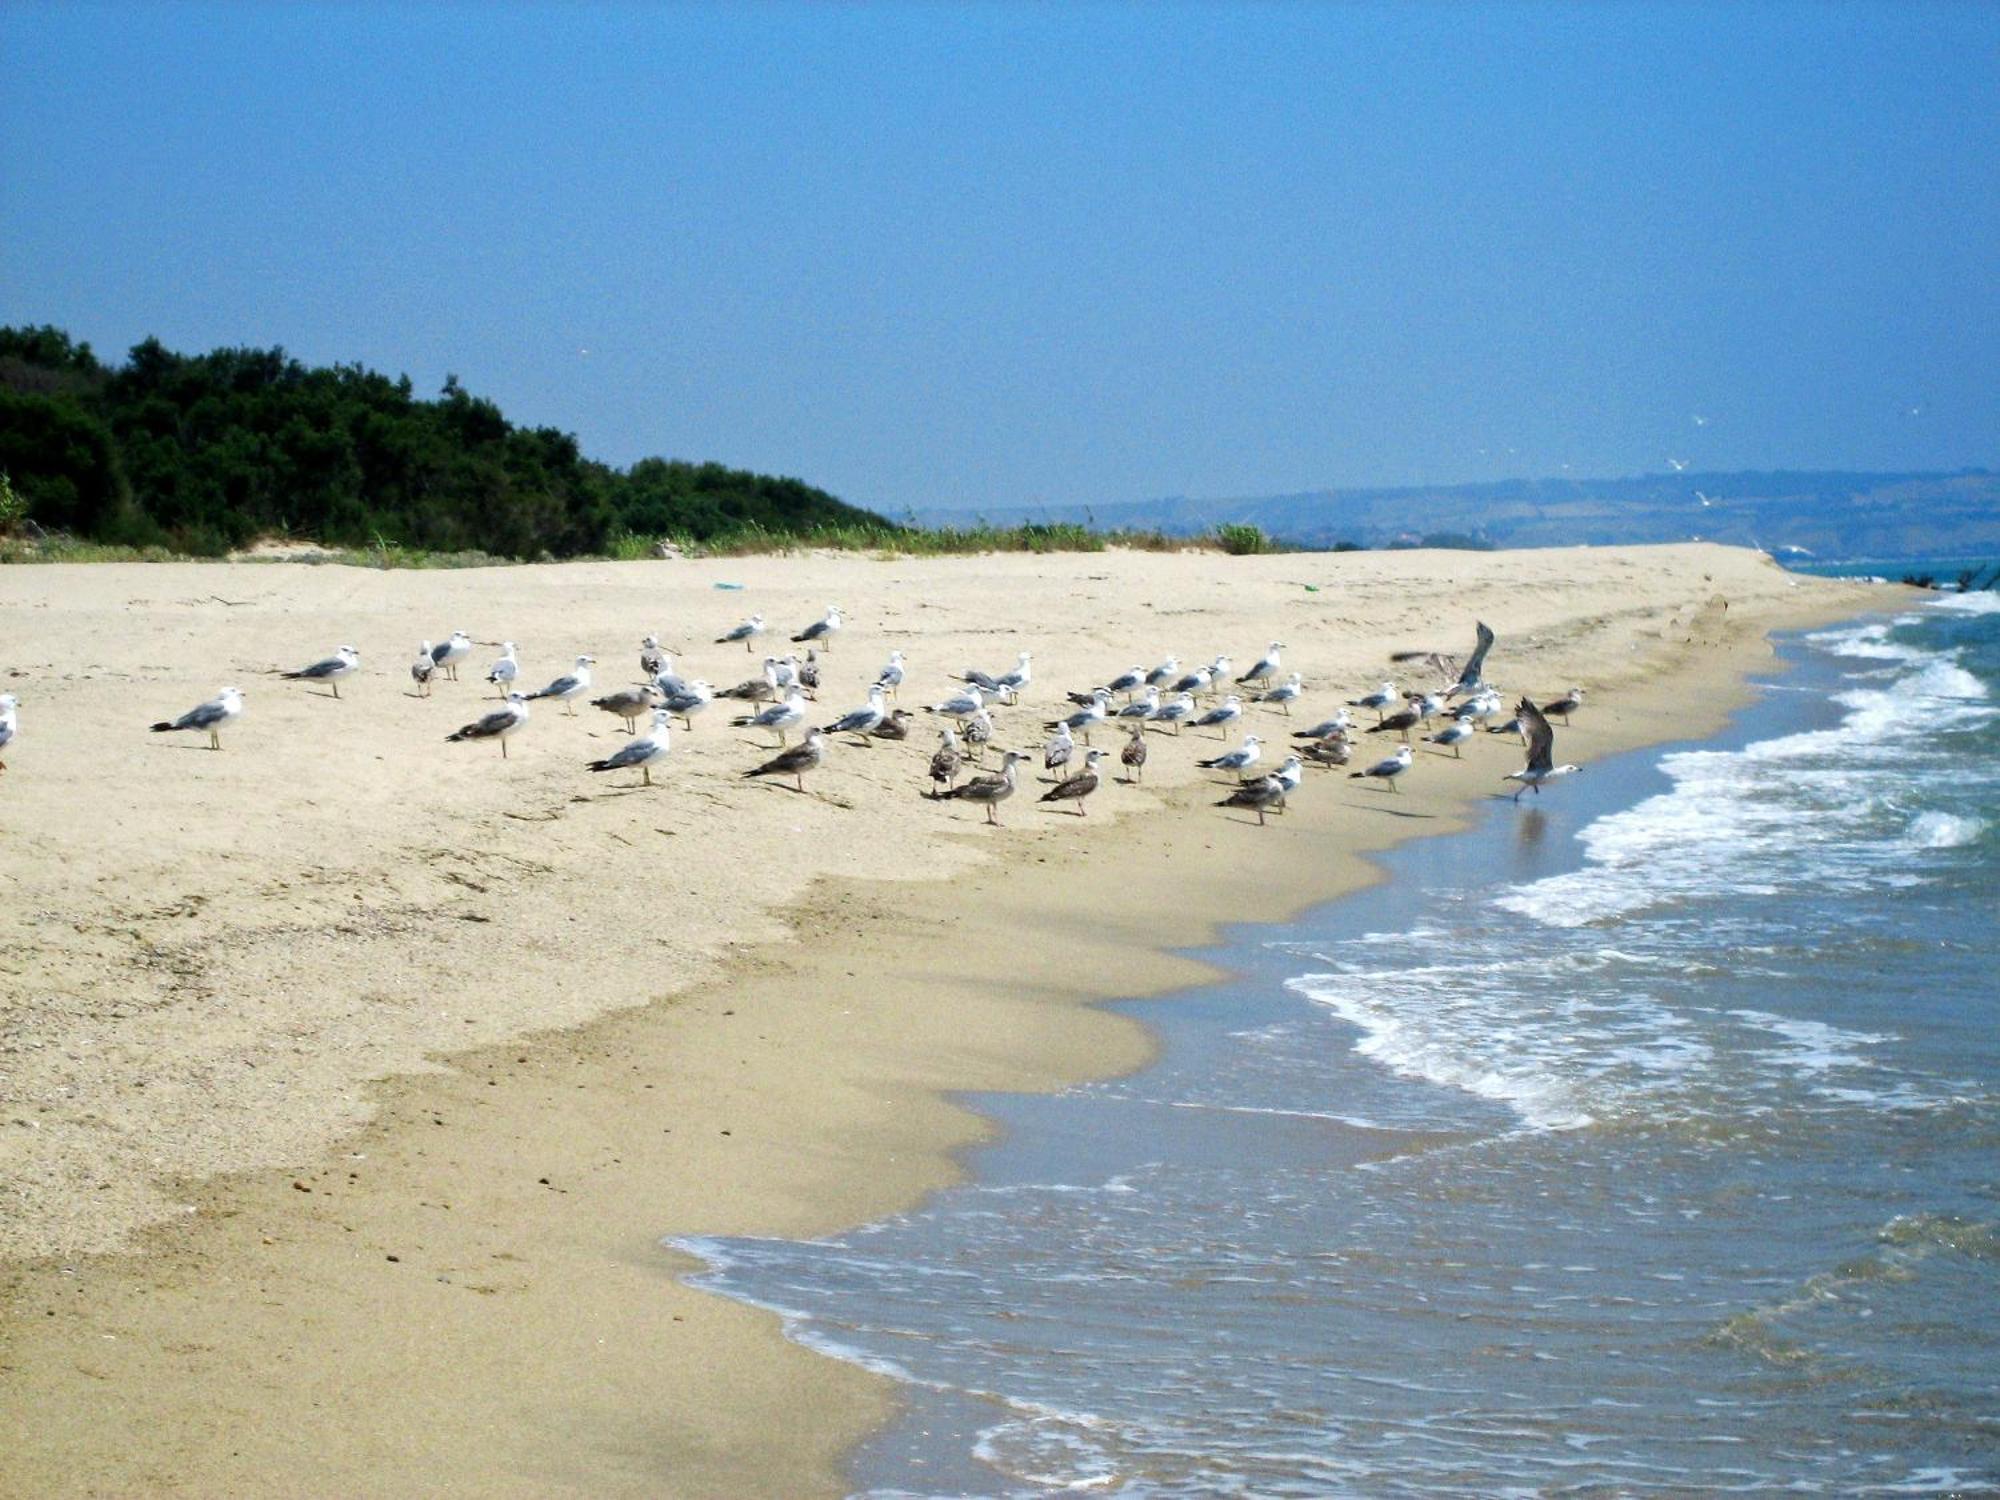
1170 663 1214 698
1116 687 1161 723
661 679 714 731
1423 720 1476 758
1446 621 1497 699
872 709 914 741
1369 704 1423 742
586 708 672 785
954 664 1008 695
1237 641 1284 687
717 658 784 702
794 652 822 697
1120 723 1148 782
1348 682 1398 723
591 685 662 733
1505 698 1581 800
151 686 244 750
1192 694 1244 736
717 614 766 652
0 693 16 770
744 729 826 792
877 650 907 699
1044 721 1075 774
935 749 1026 825
1256 673 1303 715
962 707 996 760
1105 665 1146 699
1047 690 1110 743
1217 774 1286 826
431 631 472 681
1040 749 1107 816
410 642 436 697
1151 693 1197 734
447 692 529 758
1145 655 1180 690
791 604 842 650
929 728 963 791
639 635 670 679
822 684 888 741
1294 709 1352 740
1301 736 1351 769
993 651 1033 703
734 688 808 746
1350 743 1414 792
1404 691 1447 724
1245 753 1304 812
1198 734 1263 776
1486 713 1526 740
484 642 520 696
927 684 986 722
283 645 360 699
527 655 594 715
1450 690 1501 724
651 655 690 698
1538 687 1585 724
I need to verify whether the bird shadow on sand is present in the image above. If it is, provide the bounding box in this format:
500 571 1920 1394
1348 801 1438 820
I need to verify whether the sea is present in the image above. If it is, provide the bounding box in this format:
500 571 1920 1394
679 591 1999 1498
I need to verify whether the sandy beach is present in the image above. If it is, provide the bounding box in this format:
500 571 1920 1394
0 544 1885 1496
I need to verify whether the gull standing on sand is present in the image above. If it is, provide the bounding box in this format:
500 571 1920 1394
1351 743 1415 792
1152 693 1197 734
963 706 996 760
877 650 907 698
1539 687 1586 724
1301 736 1351 769
1349 682 1398 723
651 654 690 698
1238 642 1284 688
872 709 913 741
718 658 783 703
1217 774 1286 826
1117 687 1161 724
734 687 808 746
586 708 672 786
485 642 520 696
994 651 1033 704
1145 655 1180 690
527 655 594 715
1121 723 1148 782
936 749 1026 825
1040 748 1106 815
717 614 766 651
1193 693 1244 736
1295 708 1353 741
411 642 436 697
1258 673 1304 715
1370 703 1423 742
283 645 360 699
791 604 841 650
1240 754 1305 815
431 631 472 681
639 635 669 679
1505 698 1582 800
1106 665 1146 700
1171 661 1214 699
661 679 714 730
592 684 662 733
447 692 530 757
929 727 963 791
1044 721 1074 775
928 684 986 723
0 693 16 771
1423 720 1477 757
1048 689 1110 744
151 687 244 750
744 729 825 793
1198 734 1263 777
823 684 888 742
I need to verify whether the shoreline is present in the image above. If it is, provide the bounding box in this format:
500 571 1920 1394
0 548 1889 1496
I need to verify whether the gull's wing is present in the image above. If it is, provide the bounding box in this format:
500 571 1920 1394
1454 621 1496 692
1517 697 1554 773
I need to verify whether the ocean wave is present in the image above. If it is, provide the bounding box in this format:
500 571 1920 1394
1906 810 1986 849
1927 589 2000 615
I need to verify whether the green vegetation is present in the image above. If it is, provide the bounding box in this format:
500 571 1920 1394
0 325 894 558
1213 522 1279 555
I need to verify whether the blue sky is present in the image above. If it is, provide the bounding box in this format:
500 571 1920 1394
3 2 1994 516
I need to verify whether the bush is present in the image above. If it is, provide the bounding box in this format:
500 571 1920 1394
1213 522 1275 556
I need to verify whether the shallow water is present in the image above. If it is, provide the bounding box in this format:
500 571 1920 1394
681 593 2000 1497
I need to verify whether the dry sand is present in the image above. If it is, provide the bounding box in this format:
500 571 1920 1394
0 545 1886 1496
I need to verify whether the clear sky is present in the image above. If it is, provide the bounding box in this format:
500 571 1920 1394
3 2 1994 516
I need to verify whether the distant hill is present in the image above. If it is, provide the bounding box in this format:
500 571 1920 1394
915 469 2000 562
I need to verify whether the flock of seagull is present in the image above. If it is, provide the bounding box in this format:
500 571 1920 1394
3 605 1584 823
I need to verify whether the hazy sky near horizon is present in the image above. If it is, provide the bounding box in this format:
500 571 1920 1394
4 2 1995 515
